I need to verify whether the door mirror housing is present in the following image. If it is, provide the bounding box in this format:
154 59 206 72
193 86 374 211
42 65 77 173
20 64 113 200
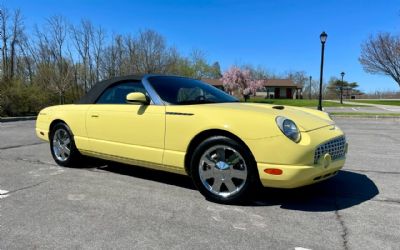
126 92 150 105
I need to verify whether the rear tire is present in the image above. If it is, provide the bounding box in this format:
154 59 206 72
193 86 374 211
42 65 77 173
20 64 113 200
190 136 258 204
50 123 82 167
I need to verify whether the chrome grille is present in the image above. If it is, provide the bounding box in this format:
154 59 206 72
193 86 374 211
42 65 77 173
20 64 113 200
314 136 346 164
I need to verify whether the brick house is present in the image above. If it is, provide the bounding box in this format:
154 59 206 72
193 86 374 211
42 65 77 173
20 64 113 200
201 78 303 99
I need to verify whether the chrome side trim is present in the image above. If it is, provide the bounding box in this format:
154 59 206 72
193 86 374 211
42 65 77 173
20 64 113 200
165 112 194 116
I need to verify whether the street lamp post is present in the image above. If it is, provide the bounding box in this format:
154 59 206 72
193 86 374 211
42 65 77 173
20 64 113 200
318 31 328 111
309 76 312 99
340 72 345 104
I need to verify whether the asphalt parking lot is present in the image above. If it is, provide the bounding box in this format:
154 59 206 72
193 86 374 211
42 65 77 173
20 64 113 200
1 118 399 250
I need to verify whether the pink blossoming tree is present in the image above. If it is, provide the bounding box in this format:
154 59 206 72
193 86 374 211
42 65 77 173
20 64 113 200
247 78 264 96
221 66 264 101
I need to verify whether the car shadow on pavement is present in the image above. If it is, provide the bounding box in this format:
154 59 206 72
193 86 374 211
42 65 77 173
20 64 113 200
97 162 197 190
252 170 379 211
97 162 378 212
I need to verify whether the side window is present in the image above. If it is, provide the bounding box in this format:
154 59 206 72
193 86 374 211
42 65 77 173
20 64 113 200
96 81 147 104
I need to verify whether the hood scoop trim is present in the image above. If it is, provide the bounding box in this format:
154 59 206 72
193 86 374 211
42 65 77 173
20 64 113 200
272 105 285 110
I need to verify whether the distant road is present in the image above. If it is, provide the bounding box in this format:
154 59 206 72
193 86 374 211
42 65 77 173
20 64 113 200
325 100 400 113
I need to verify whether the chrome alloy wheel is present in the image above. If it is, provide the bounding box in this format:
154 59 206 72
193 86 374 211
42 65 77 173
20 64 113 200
198 145 248 198
52 128 72 162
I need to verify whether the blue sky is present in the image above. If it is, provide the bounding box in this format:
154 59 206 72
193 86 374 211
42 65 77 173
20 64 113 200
4 0 400 92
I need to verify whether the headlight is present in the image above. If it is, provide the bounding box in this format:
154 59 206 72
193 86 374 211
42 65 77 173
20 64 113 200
276 116 301 143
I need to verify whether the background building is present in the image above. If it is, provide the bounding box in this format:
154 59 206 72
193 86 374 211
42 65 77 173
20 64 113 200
202 78 303 99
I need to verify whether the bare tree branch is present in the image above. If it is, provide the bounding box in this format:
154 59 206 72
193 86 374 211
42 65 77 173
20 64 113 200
359 33 400 88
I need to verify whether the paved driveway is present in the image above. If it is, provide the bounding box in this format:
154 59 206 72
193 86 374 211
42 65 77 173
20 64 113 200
0 119 399 249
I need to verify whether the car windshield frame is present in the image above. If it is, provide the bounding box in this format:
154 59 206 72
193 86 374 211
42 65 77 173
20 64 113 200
147 76 238 105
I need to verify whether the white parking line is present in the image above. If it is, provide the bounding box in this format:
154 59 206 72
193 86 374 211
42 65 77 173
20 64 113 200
0 189 9 199
379 106 400 112
351 108 359 111
295 247 312 250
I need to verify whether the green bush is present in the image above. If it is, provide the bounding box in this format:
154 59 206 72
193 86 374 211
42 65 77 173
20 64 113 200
0 82 55 117
0 90 4 116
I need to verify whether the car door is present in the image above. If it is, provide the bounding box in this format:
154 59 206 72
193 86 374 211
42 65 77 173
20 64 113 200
85 80 165 164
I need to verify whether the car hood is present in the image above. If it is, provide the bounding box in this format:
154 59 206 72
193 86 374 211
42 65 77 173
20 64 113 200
192 102 334 132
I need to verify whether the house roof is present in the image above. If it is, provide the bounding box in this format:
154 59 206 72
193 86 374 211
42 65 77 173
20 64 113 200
201 78 223 86
263 79 298 87
201 78 301 88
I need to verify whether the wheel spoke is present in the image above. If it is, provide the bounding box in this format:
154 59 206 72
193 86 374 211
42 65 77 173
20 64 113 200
60 148 67 159
224 178 237 193
231 169 247 180
57 131 63 141
63 145 71 155
53 144 60 156
56 140 62 150
63 137 71 145
200 169 214 179
211 178 222 192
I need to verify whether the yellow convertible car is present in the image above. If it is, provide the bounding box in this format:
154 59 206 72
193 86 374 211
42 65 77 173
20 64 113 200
36 75 347 203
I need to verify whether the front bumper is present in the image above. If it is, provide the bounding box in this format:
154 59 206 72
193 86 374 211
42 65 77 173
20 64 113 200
247 124 347 188
35 113 50 142
257 158 345 188
35 128 49 142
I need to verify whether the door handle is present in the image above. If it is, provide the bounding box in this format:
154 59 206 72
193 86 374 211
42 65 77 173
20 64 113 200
91 114 99 118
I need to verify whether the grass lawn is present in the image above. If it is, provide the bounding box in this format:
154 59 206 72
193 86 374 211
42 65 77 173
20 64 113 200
245 98 359 107
330 112 400 117
349 100 400 106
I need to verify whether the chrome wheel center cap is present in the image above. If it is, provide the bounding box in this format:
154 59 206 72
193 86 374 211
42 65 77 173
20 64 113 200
216 161 230 170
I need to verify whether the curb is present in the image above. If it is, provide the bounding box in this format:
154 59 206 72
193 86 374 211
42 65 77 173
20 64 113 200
0 116 37 122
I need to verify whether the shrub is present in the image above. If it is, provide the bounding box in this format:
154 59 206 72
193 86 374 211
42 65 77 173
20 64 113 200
0 82 54 117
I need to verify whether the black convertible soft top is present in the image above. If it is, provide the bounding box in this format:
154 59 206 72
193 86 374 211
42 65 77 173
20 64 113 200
78 75 144 104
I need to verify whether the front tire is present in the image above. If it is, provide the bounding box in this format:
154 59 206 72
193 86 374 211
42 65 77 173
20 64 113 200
190 136 258 204
50 123 82 167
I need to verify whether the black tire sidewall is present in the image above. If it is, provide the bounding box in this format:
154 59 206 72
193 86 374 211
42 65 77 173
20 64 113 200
190 136 258 204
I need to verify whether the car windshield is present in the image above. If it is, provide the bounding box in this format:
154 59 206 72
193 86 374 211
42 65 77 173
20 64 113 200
148 76 238 105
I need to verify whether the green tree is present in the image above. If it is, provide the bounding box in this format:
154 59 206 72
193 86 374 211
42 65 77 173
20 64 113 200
327 77 362 102
0 7 258 117
210 61 222 78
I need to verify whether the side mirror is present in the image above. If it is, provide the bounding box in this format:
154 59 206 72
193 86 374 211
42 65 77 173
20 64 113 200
126 92 150 105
